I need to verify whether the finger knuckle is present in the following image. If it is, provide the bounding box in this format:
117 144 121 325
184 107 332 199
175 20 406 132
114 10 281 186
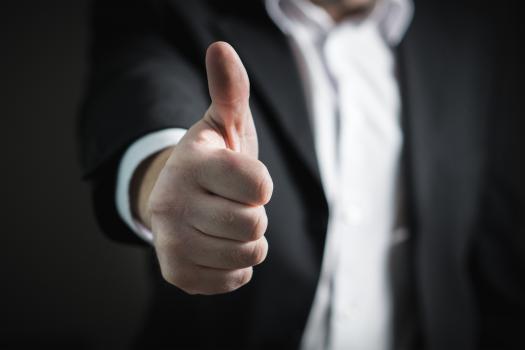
238 267 253 286
246 208 268 241
253 163 273 204
248 239 268 266
221 269 252 293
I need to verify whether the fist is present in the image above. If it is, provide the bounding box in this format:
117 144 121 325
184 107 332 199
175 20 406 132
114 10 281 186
146 42 273 295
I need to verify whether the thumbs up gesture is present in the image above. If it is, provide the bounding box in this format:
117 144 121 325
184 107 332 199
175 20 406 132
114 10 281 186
138 42 273 295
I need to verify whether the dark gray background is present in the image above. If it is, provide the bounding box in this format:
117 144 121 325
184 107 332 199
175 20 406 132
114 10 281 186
1 1 151 348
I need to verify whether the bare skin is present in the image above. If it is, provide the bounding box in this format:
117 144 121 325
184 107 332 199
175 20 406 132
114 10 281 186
131 1 377 295
132 42 272 295
311 0 377 22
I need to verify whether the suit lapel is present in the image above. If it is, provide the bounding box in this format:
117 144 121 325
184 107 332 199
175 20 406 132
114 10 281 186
213 14 322 186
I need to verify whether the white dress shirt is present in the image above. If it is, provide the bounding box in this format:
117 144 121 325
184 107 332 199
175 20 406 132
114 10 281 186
116 0 413 349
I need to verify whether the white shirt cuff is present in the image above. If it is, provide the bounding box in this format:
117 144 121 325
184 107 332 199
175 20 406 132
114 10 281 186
115 128 187 243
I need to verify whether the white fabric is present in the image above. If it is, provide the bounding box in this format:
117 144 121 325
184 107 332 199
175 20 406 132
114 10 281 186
266 1 413 349
115 128 186 242
115 0 413 348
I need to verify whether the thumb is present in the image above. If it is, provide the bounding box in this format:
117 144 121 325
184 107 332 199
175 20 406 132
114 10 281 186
205 41 258 157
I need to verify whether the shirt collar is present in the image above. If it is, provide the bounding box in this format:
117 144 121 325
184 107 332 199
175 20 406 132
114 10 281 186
265 0 414 46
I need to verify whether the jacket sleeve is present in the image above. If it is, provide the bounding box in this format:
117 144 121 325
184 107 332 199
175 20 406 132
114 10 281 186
77 0 210 244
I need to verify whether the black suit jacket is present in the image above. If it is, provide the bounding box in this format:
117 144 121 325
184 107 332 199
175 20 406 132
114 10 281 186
79 0 524 349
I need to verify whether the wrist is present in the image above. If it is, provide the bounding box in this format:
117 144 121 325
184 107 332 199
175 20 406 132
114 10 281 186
131 146 174 229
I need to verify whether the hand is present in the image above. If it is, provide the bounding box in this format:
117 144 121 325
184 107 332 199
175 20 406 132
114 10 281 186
135 42 273 295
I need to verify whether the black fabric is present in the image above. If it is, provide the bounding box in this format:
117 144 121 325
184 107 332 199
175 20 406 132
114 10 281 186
78 0 523 349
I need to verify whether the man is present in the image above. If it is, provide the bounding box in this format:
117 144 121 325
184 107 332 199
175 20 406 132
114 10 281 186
79 0 523 349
